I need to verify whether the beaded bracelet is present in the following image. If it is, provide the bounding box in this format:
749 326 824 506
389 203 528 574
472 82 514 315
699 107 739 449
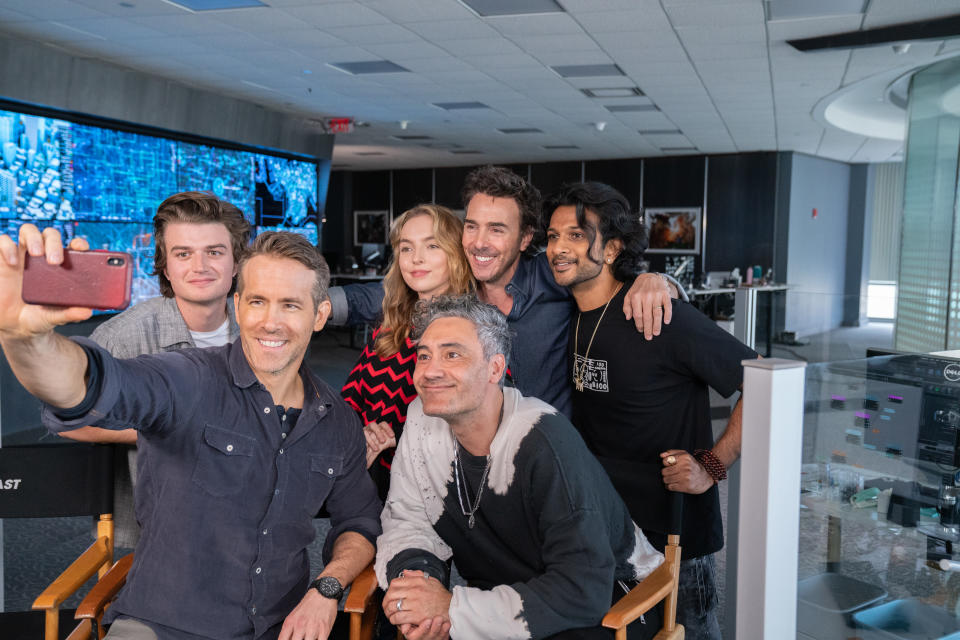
693 449 727 483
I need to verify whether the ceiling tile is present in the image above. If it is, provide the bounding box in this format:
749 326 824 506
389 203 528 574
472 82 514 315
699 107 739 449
404 19 499 41
360 0 473 22
283 2 391 28
487 13 585 37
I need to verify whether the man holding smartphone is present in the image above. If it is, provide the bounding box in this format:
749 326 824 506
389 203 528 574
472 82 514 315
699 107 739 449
0 226 380 640
59 191 250 550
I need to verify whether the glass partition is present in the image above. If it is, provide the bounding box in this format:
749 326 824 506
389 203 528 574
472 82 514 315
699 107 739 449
798 353 960 639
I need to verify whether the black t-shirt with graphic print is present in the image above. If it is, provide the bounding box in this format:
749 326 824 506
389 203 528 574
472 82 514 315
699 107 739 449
569 283 758 558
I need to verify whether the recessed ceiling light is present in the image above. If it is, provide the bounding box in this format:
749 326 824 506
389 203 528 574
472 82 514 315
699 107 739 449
497 128 543 134
119 1 135 7
582 87 644 98
551 64 624 78
606 104 659 113
391 135 433 140
432 101 490 110
451 150 483 154
458 0 564 17
327 60 410 75
302 69 312 75
640 129 682 135
543 144 579 149
163 0 265 11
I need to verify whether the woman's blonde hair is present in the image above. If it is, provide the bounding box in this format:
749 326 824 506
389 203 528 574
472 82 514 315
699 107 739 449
375 204 475 358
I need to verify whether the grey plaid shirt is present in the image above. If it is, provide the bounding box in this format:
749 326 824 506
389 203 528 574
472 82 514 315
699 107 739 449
89 295 239 548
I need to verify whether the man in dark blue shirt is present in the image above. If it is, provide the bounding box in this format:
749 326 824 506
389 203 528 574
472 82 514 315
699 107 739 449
329 166 679 417
0 228 381 640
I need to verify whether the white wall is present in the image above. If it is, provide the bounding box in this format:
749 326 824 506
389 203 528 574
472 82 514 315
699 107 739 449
785 154 851 337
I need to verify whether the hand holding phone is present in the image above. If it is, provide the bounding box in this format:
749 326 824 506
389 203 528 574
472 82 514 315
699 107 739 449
22 249 132 311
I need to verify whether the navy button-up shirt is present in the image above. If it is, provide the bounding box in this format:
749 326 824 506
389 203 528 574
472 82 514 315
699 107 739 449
42 338 381 640
339 252 574 416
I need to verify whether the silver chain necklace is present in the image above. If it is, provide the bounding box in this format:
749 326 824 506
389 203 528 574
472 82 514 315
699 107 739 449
454 444 491 529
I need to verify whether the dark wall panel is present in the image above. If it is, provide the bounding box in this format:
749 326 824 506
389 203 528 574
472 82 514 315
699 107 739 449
435 166 474 210
392 168 433 215
352 170 390 212
704 153 778 273
530 161 581 199
642 157 705 209
584 158 644 213
322 171 351 270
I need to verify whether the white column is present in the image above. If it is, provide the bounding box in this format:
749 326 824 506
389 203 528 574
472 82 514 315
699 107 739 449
735 358 806 639
734 286 758 350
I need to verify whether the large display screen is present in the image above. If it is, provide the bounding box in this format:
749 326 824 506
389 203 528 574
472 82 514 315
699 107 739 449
0 105 321 308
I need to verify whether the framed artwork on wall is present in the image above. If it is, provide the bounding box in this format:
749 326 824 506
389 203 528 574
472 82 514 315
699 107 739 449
353 210 389 245
644 207 702 254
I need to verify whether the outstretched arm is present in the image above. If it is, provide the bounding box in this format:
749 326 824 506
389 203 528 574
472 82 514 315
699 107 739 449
0 225 94 409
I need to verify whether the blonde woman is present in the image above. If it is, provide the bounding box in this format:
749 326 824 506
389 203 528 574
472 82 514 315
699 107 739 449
341 204 474 497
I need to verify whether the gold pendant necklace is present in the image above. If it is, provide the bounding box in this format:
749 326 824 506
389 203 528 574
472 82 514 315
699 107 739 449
573 283 623 392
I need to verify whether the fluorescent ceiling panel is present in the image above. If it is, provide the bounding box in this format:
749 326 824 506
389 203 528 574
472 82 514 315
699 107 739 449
660 146 697 152
391 135 433 140
606 104 659 112
640 129 682 135
433 101 491 110
327 60 410 75
551 64 624 78
582 87 644 98
543 144 579 149
765 0 866 21
164 0 264 10
498 127 544 134
459 0 564 18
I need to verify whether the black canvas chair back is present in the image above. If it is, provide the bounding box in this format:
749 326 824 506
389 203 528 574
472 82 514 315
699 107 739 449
0 443 116 640
0 444 114 518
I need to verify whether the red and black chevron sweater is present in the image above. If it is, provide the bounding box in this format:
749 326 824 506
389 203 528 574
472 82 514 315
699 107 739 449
341 326 417 497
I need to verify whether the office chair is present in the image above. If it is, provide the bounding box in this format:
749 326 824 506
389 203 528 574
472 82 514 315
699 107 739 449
0 443 116 640
603 492 685 640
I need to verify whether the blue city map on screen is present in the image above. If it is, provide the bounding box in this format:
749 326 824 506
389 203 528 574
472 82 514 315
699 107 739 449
0 106 321 309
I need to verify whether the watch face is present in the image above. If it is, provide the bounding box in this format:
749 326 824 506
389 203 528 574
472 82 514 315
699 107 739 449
316 576 343 599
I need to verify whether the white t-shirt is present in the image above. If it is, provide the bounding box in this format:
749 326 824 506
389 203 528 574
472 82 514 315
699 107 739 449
190 319 231 348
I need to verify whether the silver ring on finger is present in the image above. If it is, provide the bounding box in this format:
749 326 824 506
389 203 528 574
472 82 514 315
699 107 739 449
397 598 403 612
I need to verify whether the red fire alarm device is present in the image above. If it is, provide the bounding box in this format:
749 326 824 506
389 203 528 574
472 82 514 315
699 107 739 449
325 118 354 134
812 207 818 219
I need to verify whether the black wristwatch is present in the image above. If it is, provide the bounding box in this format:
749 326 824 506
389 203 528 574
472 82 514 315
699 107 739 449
310 576 344 600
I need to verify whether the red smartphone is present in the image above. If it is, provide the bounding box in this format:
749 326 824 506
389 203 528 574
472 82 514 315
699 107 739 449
22 249 133 311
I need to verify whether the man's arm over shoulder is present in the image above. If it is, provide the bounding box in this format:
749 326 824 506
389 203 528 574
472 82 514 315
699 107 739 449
329 281 385 326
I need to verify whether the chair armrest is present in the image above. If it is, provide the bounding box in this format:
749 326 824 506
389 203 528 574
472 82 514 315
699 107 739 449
75 554 134 621
602 564 675 630
33 537 112 610
343 564 378 614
